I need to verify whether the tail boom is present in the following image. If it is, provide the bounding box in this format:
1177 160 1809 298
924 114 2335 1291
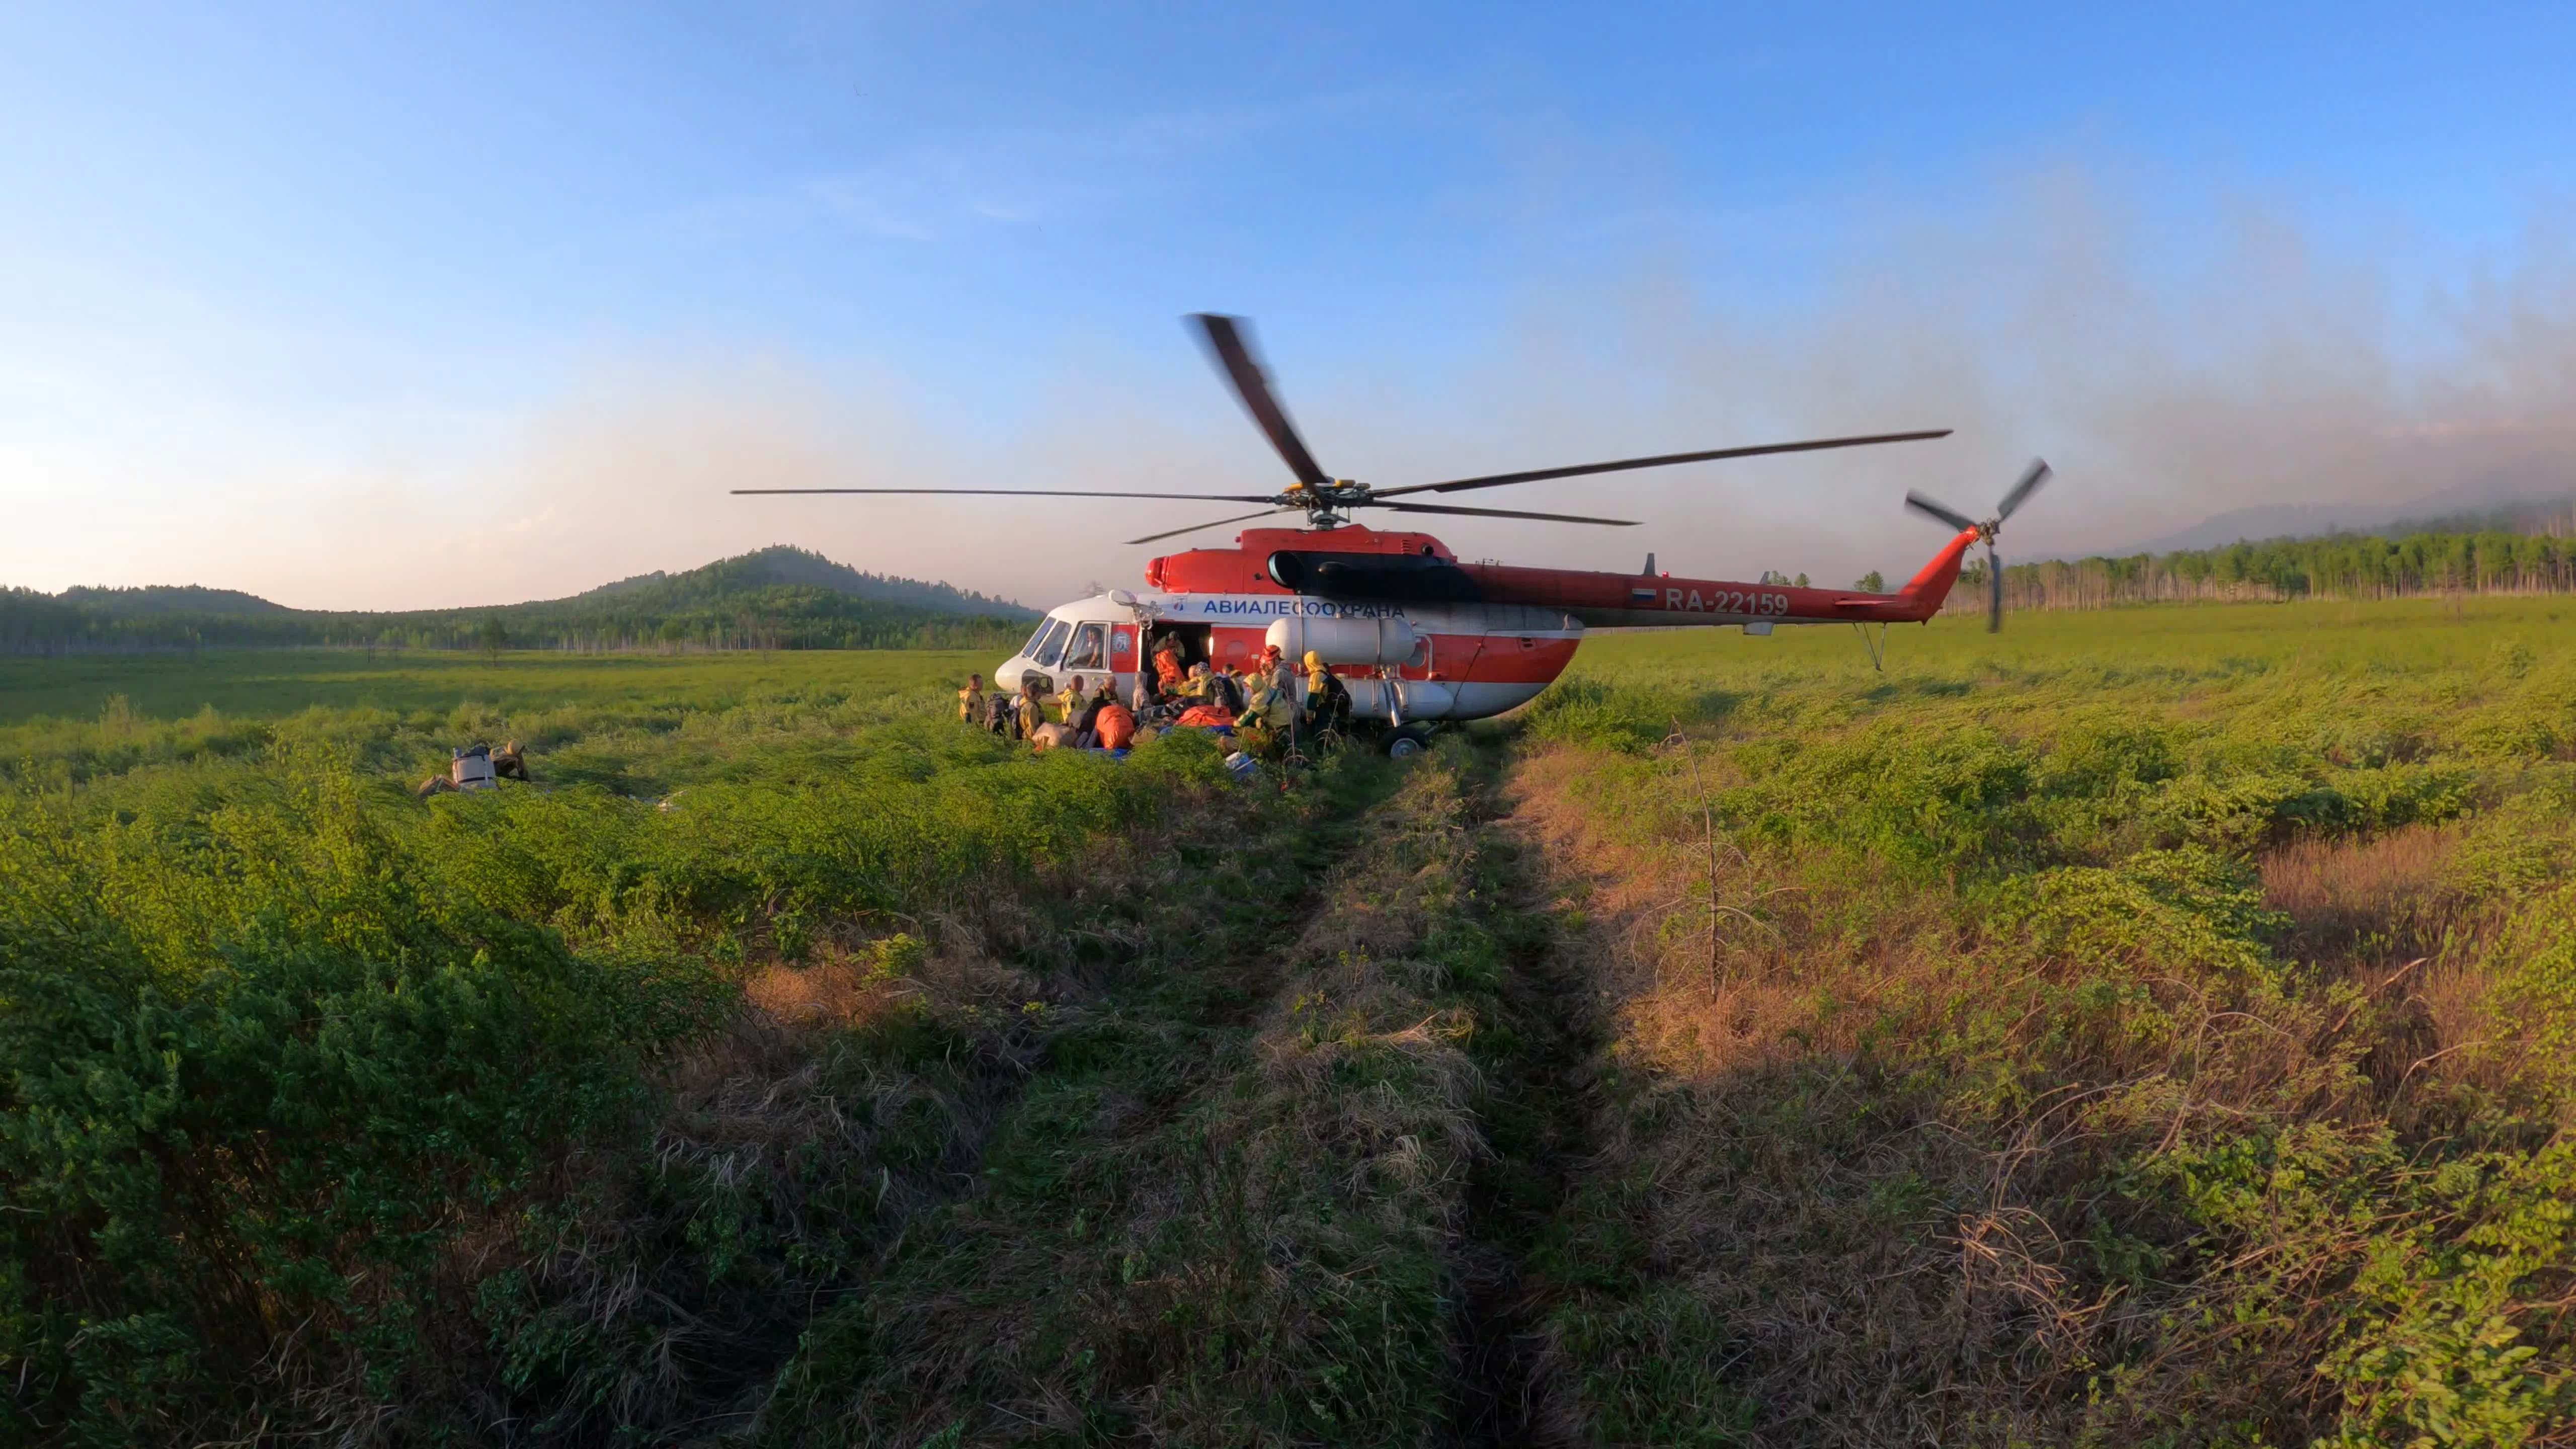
1457 528 1979 628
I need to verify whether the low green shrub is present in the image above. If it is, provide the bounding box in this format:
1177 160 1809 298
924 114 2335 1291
1521 604 2576 1443
1519 678 1691 754
0 690 1237 1442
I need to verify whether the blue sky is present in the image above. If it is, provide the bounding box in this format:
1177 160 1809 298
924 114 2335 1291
5 3 2572 607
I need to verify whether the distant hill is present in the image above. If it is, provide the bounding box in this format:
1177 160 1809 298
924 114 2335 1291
2 547 1033 655
54 584 294 618
2113 468 2576 554
569 545 1035 619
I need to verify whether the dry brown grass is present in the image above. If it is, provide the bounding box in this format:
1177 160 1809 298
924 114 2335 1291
350 797 1271 1445
742 953 879 1026
2262 822 2464 960
2254 825 2539 1108
1512 745 2052 1440
1502 741 2453 1445
1509 742 1950 1080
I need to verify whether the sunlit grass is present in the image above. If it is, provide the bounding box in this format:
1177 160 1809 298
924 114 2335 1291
11 601 2574 1443
0 640 1245 1443
1514 592 2576 1444
0 647 1005 795
0 645 995 725
1574 592 2570 684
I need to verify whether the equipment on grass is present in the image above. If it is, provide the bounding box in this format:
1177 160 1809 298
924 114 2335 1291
739 314 2052 748
416 742 531 798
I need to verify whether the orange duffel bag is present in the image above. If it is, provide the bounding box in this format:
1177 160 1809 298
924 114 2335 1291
1096 701 1137 750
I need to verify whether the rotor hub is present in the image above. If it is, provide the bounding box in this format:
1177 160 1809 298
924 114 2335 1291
1288 480 1370 527
1903 458 2051 634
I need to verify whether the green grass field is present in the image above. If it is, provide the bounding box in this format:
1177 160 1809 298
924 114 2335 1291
1520 596 2576 1444
1579 591 2572 681
4 603 2572 1445
0 645 994 725
0 646 996 797
5 593 2552 736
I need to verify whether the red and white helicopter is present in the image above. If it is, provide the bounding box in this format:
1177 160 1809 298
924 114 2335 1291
741 314 2047 753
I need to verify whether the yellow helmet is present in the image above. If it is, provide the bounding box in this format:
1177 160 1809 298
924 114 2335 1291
1303 650 1323 670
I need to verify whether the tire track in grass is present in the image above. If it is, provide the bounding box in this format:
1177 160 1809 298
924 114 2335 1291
755 752 1429 1444
1442 737 1610 1447
759 733 1624 1446
452 742 1342 1442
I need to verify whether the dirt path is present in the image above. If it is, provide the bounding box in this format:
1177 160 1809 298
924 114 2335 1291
1441 740 1611 1447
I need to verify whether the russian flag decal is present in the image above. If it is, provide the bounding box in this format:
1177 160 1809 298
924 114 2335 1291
1630 587 1658 603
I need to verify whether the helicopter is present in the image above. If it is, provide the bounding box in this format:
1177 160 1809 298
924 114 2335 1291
738 314 2048 755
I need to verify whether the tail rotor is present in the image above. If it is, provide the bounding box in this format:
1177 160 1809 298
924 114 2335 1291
1905 458 2050 633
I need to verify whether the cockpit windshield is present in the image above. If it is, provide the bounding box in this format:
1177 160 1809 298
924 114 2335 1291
1029 617 1072 669
1063 622 1107 672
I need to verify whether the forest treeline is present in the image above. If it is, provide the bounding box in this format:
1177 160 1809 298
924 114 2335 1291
1946 519 2576 613
1 546 1036 655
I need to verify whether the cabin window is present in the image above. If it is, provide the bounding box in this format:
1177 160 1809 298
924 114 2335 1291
1030 618 1071 668
1065 622 1108 671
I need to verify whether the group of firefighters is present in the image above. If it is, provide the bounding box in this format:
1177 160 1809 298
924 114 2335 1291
956 633 1352 760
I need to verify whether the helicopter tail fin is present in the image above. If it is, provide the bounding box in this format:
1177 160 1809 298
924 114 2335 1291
1887 527 1980 621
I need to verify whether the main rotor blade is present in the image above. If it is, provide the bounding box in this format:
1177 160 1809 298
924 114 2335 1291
1987 544 2003 633
1995 458 2051 520
1122 508 1287 547
732 487 1281 502
1369 500 1640 527
1373 428 1952 498
1189 314 1331 489
1904 491 1979 534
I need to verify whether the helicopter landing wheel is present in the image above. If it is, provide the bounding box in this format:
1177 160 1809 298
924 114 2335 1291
1386 723 1435 759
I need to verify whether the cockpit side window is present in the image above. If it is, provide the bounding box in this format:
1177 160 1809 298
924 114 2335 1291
1030 618 1072 668
1064 622 1107 671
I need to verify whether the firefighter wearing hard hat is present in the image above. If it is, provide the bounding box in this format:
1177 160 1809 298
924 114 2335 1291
1234 656 1296 758
1301 651 1351 734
